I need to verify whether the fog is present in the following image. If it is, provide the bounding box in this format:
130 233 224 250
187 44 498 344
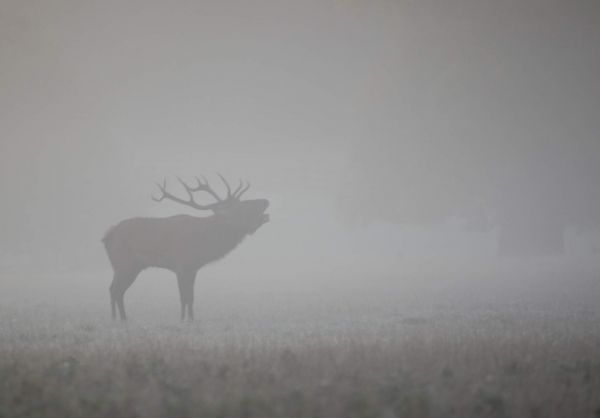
1 0 599 317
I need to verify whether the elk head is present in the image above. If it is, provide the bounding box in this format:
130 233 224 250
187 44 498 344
152 174 270 234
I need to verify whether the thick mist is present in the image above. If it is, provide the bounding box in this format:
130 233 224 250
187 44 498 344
1 0 599 317
3 2 600 417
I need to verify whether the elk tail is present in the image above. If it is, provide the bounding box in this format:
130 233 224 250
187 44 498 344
102 225 117 245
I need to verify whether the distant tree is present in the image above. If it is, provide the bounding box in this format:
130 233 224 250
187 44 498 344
337 0 600 257
341 135 600 257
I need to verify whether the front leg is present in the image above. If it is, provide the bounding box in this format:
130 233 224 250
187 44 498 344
176 273 186 321
177 271 196 321
185 275 196 321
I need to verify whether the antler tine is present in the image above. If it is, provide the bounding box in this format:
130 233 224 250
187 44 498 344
217 173 232 199
196 175 208 186
232 179 244 198
152 179 168 201
177 176 195 200
152 177 218 211
188 175 223 202
236 181 251 199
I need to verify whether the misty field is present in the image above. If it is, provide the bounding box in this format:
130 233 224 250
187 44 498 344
1 302 599 418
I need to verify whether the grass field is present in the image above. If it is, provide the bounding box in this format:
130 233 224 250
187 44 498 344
1 300 599 418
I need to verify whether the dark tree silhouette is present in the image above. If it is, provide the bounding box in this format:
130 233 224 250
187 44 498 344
103 175 269 320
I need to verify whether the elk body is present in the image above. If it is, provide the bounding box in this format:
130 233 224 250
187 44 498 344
102 175 269 320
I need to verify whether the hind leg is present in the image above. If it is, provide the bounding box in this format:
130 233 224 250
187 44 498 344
109 270 139 321
110 284 117 320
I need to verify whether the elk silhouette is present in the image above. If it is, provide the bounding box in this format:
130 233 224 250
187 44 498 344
102 175 269 321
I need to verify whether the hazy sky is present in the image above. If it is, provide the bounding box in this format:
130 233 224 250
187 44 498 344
1 0 599 301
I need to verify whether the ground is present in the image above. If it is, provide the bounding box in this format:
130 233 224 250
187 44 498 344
1 301 599 418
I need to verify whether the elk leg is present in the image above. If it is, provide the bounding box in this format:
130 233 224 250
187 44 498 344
177 272 195 321
110 271 138 321
186 276 196 321
109 276 120 320
110 290 117 320
110 278 116 319
177 274 186 321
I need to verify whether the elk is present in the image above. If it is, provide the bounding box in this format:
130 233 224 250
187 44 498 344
102 175 269 321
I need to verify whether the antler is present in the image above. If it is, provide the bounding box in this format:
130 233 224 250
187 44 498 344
152 174 251 210
152 178 222 211
188 175 224 202
234 180 251 199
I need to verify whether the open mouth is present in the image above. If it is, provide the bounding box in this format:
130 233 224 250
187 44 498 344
248 214 269 235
